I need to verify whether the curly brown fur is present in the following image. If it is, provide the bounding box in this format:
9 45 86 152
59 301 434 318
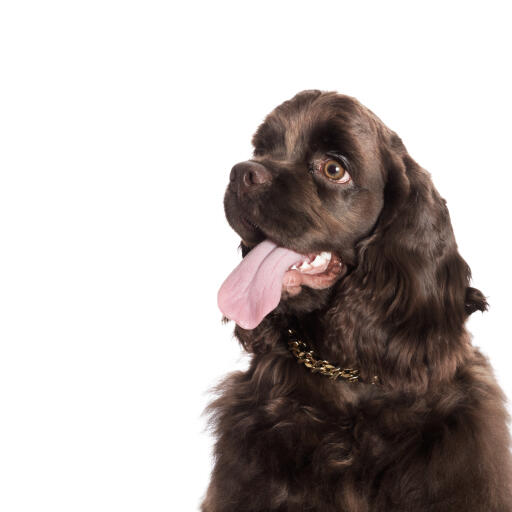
203 91 512 511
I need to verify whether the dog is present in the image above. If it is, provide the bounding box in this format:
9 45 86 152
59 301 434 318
203 90 512 511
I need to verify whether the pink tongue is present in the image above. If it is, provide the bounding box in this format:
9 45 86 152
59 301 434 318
218 240 305 329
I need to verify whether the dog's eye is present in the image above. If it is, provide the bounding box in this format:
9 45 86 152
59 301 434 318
321 159 351 183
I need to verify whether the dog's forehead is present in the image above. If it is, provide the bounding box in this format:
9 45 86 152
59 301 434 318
253 92 373 161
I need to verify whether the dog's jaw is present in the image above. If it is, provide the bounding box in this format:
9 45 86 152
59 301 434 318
282 251 345 297
218 239 346 329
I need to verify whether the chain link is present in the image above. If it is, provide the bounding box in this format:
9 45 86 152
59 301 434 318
287 329 378 384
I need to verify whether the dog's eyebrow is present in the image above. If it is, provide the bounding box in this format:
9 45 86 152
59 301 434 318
325 151 349 161
324 151 351 169
252 120 286 156
308 121 354 154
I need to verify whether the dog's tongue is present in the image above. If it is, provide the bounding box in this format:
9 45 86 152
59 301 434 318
218 239 304 330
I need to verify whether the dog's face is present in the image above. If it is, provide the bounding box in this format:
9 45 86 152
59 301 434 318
222 91 388 319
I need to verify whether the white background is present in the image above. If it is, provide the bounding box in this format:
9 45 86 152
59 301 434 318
1 1 511 510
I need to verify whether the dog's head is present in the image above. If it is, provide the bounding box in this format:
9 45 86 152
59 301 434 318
219 91 486 352
227 91 385 261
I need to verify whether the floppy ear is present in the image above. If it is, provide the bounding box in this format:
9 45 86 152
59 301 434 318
355 132 487 385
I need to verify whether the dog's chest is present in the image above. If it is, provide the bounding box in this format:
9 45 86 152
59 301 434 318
232 372 382 473
223 375 390 510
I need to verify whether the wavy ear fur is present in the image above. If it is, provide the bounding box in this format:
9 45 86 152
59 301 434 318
346 133 487 387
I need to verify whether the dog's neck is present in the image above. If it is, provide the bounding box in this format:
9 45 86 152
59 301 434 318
235 293 472 392
286 326 380 384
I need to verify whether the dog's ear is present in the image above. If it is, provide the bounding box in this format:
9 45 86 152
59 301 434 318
465 286 488 315
355 132 486 384
361 132 487 324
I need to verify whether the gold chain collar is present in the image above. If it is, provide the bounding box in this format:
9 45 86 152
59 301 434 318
287 328 379 385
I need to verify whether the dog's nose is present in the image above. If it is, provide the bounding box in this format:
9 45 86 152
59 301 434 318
230 161 272 193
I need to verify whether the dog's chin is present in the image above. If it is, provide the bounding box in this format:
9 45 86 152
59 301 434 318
277 283 340 316
221 206 348 325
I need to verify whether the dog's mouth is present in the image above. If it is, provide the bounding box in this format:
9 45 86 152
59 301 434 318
238 216 346 292
218 235 346 330
283 250 344 295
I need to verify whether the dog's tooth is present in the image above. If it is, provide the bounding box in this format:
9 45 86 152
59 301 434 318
320 251 332 263
309 252 330 268
310 254 323 268
298 260 312 271
295 252 332 272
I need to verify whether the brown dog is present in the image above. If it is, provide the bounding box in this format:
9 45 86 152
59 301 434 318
203 91 512 511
